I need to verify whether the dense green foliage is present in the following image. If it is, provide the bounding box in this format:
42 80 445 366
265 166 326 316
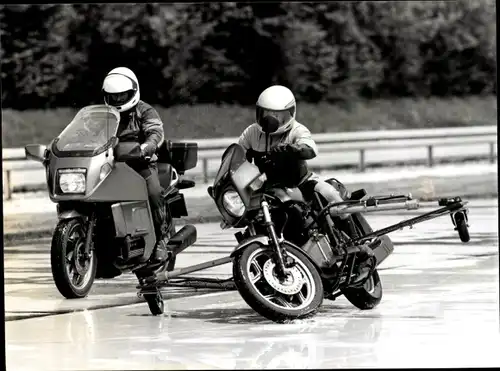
1 1 496 109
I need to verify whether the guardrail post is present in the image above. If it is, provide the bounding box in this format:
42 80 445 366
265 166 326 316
489 142 495 163
358 149 365 172
4 170 12 200
427 145 433 167
203 158 209 183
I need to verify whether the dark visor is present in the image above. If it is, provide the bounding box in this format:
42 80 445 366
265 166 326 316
104 90 135 106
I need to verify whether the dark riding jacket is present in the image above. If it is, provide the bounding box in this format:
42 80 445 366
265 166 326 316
238 120 318 187
116 100 165 162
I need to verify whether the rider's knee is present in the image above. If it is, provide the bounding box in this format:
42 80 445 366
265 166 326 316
314 180 343 202
313 180 349 219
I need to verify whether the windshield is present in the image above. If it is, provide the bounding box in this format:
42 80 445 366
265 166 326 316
55 105 120 154
213 143 246 188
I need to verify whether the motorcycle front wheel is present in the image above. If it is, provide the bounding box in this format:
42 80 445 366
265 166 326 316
233 243 323 323
51 218 97 299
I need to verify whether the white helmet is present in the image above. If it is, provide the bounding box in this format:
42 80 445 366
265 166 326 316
256 85 296 135
102 67 140 113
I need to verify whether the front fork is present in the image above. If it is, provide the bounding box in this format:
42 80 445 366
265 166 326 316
261 200 289 279
83 211 96 258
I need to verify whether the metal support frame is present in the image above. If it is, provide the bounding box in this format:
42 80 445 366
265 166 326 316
138 195 469 293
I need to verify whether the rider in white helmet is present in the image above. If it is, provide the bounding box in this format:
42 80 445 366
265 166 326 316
238 85 374 264
102 67 170 263
239 85 317 187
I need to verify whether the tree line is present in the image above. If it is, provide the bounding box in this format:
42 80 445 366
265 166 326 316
1 1 496 109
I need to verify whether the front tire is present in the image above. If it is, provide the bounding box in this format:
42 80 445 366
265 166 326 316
341 269 382 310
233 243 323 323
51 218 97 299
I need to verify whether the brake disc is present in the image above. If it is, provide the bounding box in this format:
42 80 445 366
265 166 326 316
262 259 304 295
73 242 91 275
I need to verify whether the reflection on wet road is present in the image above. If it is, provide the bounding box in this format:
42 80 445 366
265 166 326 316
5 199 500 369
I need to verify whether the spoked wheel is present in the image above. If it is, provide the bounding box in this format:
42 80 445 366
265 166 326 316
144 290 164 316
342 269 382 310
51 219 97 299
233 243 323 323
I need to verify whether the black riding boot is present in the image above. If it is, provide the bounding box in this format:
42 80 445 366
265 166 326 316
151 201 171 263
342 215 360 239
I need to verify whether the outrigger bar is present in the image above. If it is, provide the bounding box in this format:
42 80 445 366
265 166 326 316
322 194 469 244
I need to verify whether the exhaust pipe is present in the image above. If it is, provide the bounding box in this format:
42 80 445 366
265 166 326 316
167 224 197 256
371 235 394 267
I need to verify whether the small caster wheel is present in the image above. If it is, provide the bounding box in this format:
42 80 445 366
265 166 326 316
144 290 164 316
454 212 470 243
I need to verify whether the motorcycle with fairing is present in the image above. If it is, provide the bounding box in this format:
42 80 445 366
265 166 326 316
206 143 471 323
25 105 199 312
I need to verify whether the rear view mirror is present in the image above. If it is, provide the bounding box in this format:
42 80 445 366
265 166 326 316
25 144 47 163
114 142 142 162
109 136 119 148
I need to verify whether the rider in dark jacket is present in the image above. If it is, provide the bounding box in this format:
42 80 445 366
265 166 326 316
102 67 169 262
238 85 374 263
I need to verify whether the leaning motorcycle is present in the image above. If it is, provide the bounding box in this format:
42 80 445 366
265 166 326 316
25 104 199 312
207 143 470 323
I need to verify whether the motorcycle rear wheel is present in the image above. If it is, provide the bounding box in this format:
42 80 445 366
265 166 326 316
51 218 97 299
233 243 323 323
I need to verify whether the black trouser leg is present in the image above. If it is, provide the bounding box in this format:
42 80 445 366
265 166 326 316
136 163 168 241
343 215 360 240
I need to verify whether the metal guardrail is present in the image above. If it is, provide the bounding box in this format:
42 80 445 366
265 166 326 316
2 125 497 200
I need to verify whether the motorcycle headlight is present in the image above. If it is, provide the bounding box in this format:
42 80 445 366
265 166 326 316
222 190 245 217
59 168 86 193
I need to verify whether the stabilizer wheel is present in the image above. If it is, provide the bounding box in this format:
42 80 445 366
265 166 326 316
144 290 164 316
453 211 470 243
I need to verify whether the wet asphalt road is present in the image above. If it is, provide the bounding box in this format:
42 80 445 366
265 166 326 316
4 199 500 369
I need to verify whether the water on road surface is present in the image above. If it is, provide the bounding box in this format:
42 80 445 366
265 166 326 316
4 199 500 370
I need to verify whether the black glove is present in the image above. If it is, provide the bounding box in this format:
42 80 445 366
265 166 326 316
270 144 291 154
140 142 156 159
270 143 316 160
261 153 275 167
